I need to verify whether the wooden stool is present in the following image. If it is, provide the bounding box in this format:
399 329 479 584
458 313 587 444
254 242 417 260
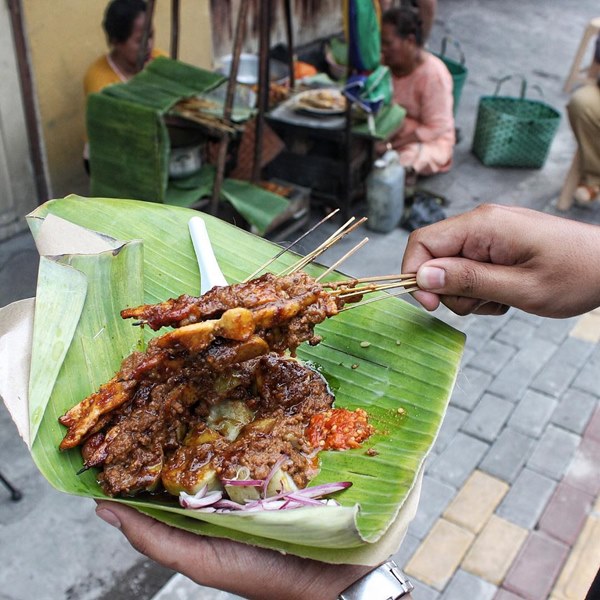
556 151 581 211
563 17 600 93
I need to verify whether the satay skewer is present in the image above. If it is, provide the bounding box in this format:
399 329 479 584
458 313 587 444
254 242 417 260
339 286 420 312
315 237 369 282
243 209 340 282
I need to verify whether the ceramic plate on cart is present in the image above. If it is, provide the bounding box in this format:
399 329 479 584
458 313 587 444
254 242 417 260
292 88 346 115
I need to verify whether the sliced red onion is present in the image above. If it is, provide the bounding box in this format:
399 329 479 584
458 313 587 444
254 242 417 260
178 477 353 513
213 499 245 510
286 481 352 498
262 455 288 496
257 481 352 504
221 478 264 487
179 488 223 509
283 493 327 506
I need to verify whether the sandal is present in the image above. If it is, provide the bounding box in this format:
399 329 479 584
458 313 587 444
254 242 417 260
574 183 600 206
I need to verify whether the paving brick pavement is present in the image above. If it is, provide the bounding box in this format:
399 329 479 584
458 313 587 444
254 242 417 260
390 309 600 599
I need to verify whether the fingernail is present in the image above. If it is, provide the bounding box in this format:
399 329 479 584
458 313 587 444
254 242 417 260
418 266 445 290
96 507 122 529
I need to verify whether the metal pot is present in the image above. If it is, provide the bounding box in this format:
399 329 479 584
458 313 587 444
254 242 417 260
169 145 203 179
216 53 289 85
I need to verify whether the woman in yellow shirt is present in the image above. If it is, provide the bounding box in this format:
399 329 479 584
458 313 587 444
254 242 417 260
83 0 165 167
84 0 164 96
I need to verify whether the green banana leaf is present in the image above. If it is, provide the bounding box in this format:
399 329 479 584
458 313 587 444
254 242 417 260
26 195 465 562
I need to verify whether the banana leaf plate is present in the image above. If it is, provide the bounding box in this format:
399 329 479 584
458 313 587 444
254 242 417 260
17 195 465 564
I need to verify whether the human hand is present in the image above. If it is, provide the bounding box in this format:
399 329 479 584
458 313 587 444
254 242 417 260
95 501 372 600
402 204 600 318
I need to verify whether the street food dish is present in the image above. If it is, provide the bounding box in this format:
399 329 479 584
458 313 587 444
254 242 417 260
59 272 376 502
293 88 347 115
18 196 465 559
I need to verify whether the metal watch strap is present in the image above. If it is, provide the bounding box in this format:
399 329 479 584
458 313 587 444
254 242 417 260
338 560 414 600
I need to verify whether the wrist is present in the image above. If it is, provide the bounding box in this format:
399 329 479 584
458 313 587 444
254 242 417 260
296 564 373 600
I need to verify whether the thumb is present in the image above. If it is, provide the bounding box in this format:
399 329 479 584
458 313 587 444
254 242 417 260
95 501 203 566
416 258 533 310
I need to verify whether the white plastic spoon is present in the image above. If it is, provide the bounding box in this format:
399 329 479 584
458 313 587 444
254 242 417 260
188 216 228 294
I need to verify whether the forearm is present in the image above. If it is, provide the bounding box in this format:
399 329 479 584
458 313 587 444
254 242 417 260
389 119 420 149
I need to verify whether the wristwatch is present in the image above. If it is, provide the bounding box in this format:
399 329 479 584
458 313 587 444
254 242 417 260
338 560 414 599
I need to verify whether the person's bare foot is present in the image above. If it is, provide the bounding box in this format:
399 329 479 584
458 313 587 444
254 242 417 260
574 183 600 206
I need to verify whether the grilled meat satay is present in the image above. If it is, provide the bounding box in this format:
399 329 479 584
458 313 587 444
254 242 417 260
120 272 352 331
81 357 259 470
89 354 335 497
59 333 268 451
60 289 342 451
158 289 339 354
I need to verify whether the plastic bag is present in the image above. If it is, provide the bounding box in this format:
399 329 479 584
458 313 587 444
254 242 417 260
400 193 447 232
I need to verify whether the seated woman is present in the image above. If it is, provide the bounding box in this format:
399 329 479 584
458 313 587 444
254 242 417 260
83 0 166 169
379 7 455 180
84 0 164 96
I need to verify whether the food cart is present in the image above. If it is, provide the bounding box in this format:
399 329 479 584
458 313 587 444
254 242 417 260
87 0 404 232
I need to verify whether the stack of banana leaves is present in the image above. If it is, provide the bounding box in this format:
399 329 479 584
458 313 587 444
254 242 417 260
7 196 465 565
87 57 289 234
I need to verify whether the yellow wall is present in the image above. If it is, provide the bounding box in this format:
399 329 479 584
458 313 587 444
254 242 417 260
22 0 213 199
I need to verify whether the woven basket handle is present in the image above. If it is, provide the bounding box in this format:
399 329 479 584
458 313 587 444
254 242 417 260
493 75 545 99
439 36 466 65
493 74 527 98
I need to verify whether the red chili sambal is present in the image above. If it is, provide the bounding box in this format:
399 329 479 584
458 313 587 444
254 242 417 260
306 408 374 450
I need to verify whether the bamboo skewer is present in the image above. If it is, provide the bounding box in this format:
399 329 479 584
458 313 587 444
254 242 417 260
315 238 369 282
282 216 368 276
243 209 340 282
280 217 356 275
333 279 418 298
323 273 418 287
237 208 420 312
339 286 420 311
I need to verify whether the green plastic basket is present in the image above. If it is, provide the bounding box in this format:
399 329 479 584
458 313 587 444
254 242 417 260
472 76 561 169
434 37 468 116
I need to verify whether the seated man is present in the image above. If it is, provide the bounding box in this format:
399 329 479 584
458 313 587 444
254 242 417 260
378 7 455 182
